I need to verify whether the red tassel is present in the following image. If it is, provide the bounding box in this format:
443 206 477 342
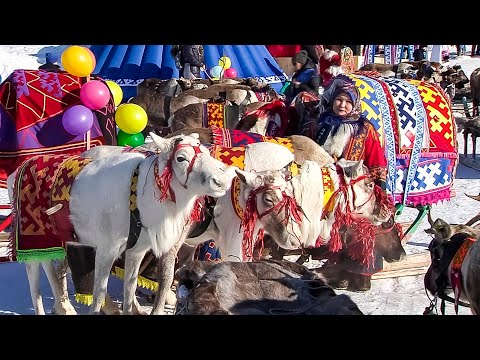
328 205 347 253
254 228 265 260
346 217 376 267
155 160 174 202
394 222 405 242
189 197 205 224
240 192 259 261
315 235 326 248
282 195 303 226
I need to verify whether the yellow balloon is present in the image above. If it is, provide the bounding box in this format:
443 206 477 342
115 103 148 134
218 56 231 70
105 80 123 107
61 45 96 77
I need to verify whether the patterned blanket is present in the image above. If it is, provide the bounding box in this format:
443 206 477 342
346 73 457 206
203 102 226 128
0 70 117 189
210 126 294 152
10 154 92 262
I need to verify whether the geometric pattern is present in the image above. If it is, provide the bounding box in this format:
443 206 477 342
11 154 90 262
392 156 457 206
347 73 457 206
51 156 92 202
204 102 225 128
210 126 294 152
208 145 246 170
0 69 117 189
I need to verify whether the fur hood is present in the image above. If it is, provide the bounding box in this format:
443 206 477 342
321 49 339 61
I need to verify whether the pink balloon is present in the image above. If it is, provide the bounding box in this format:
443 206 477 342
80 80 110 110
224 68 237 78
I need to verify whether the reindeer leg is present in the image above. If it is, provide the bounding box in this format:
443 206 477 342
151 242 182 315
465 130 469 156
46 259 76 315
89 254 116 315
122 239 151 315
25 261 45 315
472 133 477 159
101 294 122 315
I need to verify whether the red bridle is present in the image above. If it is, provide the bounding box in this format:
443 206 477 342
240 182 304 261
154 142 203 203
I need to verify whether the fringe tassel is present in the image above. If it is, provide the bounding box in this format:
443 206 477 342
154 160 174 202
190 197 205 224
346 217 376 267
254 228 265 260
111 266 159 292
240 192 259 261
393 188 452 207
15 248 66 263
211 126 228 147
75 293 93 306
394 222 405 242
74 293 106 307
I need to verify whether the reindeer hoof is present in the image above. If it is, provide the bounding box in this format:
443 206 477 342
347 274 372 292
166 289 177 306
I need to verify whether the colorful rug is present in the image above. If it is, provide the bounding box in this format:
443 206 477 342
210 126 294 153
10 154 92 262
345 73 457 206
203 102 226 128
0 70 117 189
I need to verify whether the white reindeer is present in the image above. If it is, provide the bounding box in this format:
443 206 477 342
187 158 392 263
12 133 239 314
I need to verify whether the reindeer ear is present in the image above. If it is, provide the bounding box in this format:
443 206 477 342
150 132 171 152
352 159 365 178
236 169 260 187
433 218 452 240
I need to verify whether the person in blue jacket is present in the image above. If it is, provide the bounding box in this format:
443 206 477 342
284 50 320 103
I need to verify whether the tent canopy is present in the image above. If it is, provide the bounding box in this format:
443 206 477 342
90 45 287 101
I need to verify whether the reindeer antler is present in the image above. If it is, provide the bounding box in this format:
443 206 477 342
427 207 434 226
465 193 480 201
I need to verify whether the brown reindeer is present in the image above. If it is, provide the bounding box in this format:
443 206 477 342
175 259 363 315
424 209 480 315
470 68 480 117
424 205 480 315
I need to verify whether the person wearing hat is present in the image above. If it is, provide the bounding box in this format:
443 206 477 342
39 52 61 72
315 75 387 190
314 75 390 292
170 45 205 80
284 49 320 102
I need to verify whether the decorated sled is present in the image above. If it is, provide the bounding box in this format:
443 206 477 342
346 72 458 236
0 69 117 262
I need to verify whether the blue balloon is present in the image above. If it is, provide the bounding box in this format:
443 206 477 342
210 65 223 79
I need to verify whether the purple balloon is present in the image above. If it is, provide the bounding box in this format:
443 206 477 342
62 104 94 136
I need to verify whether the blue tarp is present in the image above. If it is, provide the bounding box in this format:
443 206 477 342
90 45 288 101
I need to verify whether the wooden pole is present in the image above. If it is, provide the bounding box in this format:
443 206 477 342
371 252 431 280
84 75 91 150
